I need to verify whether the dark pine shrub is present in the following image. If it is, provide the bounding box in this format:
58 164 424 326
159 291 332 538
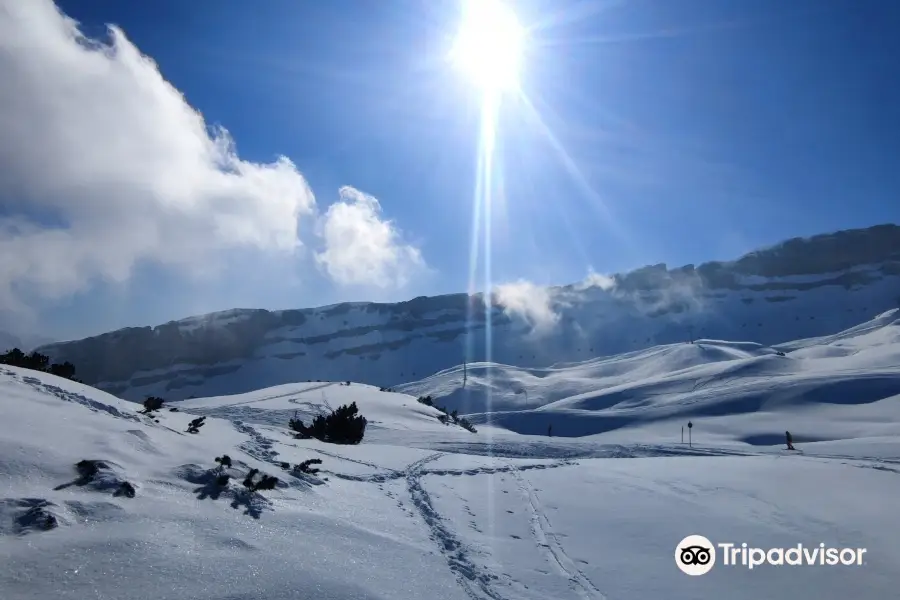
140 397 164 415
289 402 367 445
187 416 206 434
294 458 322 475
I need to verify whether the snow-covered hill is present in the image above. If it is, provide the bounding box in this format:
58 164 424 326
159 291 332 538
2 318 900 599
401 310 900 442
36 223 900 401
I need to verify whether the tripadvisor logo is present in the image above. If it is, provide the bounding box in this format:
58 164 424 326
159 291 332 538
676 535 716 576
675 535 867 575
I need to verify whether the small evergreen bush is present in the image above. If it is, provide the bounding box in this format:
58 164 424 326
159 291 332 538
242 468 279 492
289 402 367 444
187 416 206 434
142 396 165 412
294 458 322 475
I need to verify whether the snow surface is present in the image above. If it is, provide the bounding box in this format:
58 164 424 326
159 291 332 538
3 312 900 599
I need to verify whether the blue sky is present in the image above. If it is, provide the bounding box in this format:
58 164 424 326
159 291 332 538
1 0 899 341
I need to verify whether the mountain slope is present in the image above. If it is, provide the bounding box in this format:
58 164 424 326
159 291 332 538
38 223 900 401
396 338 782 414
404 310 900 443
2 352 900 600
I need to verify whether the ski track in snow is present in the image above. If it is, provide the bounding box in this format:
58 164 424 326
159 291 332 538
513 469 607 600
180 384 345 433
231 420 280 463
224 417 584 600
806 455 900 476
423 461 577 478
287 399 326 412
404 458 579 599
323 458 576 484
424 441 762 461
223 413 899 600
405 452 511 600
319 449 582 599
308 447 389 471
207 382 336 408
226 418 510 599
2 368 140 423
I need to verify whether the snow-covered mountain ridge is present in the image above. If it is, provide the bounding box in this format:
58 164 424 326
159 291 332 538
38 223 900 401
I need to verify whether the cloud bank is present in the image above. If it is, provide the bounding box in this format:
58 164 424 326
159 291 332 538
0 0 425 322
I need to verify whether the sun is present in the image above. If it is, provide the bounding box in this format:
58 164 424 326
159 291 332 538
450 0 525 95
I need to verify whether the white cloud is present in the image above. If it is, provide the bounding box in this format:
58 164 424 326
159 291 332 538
494 279 560 334
0 0 426 318
495 269 617 335
0 0 315 310
575 269 617 291
315 186 426 288
493 266 705 336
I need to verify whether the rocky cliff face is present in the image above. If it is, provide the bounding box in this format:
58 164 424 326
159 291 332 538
39 224 900 401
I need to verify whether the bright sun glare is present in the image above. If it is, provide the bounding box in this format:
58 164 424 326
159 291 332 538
451 0 525 95
449 0 529 389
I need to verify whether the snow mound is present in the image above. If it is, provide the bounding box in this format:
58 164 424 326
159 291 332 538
780 308 900 351
396 340 779 415
0 367 469 599
178 380 469 436
402 313 900 443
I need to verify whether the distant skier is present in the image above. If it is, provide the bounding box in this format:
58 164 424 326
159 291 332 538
785 430 795 450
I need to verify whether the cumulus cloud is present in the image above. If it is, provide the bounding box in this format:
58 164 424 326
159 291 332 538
0 0 315 310
0 0 426 318
315 186 426 288
494 279 560 334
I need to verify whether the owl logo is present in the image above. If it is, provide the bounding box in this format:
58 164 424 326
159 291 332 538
676 535 716 575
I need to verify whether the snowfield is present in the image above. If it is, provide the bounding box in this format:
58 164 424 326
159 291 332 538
2 312 900 599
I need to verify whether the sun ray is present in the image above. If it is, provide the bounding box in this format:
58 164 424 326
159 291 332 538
534 5 831 49
454 0 523 395
516 90 614 223
528 0 625 33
